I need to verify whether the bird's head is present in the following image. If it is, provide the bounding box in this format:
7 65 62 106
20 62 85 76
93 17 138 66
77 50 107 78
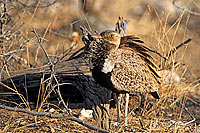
100 30 121 49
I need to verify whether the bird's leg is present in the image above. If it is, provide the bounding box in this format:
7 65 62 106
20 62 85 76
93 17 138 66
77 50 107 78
124 93 129 126
117 94 122 122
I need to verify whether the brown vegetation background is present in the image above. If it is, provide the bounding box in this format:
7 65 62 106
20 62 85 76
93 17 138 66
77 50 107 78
0 0 200 132
2 0 200 82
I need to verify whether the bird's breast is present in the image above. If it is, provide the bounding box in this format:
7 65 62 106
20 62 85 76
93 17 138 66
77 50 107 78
101 58 115 74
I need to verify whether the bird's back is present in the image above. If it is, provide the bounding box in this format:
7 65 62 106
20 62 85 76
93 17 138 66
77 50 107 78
107 48 159 94
88 33 160 98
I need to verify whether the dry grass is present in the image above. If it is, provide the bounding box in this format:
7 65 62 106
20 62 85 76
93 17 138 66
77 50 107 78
0 0 200 132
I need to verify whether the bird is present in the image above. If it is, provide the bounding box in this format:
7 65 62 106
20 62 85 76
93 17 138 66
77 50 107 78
84 29 161 125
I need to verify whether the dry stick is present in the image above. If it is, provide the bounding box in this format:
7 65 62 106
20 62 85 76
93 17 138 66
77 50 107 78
0 37 35 80
0 36 34 57
31 29 53 69
31 29 72 115
0 104 109 133
32 29 67 109
167 38 192 59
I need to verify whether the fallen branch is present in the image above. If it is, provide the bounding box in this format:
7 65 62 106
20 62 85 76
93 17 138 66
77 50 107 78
0 104 109 133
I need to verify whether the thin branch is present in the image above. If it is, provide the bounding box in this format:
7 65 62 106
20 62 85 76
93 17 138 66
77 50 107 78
0 37 35 80
167 38 192 59
0 37 35 57
31 29 73 115
141 44 168 60
31 29 54 70
0 104 109 133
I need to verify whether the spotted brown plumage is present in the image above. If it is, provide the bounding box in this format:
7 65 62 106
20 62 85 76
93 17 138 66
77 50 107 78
89 30 160 99
79 27 161 124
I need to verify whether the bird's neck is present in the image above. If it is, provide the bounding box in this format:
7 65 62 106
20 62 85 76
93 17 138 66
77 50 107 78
104 42 119 53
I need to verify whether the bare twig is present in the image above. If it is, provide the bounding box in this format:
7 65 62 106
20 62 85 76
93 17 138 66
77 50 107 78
0 104 109 133
0 37 35 57
141 44 168 61
167 38 192 59
31 29 72 115
0 37 35 80
31 29 54 70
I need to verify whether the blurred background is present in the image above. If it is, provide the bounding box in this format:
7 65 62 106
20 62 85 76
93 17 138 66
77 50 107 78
1 0 200 85
0 1 200 131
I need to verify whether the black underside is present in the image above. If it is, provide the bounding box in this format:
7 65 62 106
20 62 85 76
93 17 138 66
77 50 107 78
92 66 117 92
92 66 127 94
92 66 113 89
92 66 160 99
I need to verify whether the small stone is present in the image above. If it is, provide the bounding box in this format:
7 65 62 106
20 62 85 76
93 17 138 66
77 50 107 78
49 108 55 113
78 108 93 120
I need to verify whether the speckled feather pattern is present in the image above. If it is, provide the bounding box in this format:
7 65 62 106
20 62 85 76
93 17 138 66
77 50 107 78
89 33 160 95
109 49 159 93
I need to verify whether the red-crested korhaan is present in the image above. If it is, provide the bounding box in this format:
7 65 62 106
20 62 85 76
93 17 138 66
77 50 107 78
81 27 160 125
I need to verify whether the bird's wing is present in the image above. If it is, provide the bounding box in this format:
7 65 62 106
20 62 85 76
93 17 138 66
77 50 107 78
120 36 155 60
120 36 158 67
108 49 160 94
120 35 167 60
119 36 161 84
121 35 144 43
